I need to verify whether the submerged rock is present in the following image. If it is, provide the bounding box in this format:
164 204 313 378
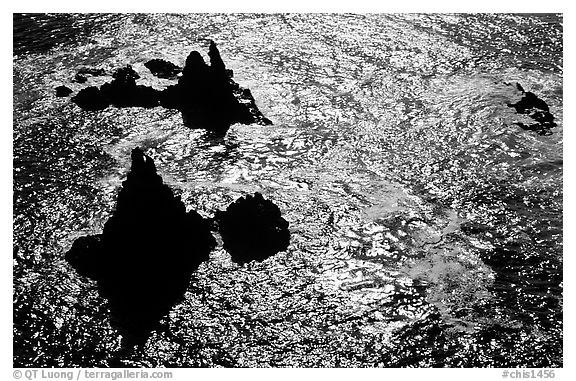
215 192 290 264
507 83 557 135
65 148 216 345
69 41 272 133
78 67 106 77
144 58 182 79
73 67 105 83
73 74 87 83
55 85 72 97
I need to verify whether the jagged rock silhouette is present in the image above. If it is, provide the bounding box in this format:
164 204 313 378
507 83 557 135
70 41 271 133
100 65 160 108
159 40 272 132
73 65 160 110
65 148 216 345
215 192 290 264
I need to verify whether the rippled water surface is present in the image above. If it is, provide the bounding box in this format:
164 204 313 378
13 13 562 367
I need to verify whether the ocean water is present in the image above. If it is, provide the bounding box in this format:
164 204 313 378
13 13 562 367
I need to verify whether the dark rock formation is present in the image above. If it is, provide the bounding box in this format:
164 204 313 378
55 85 72 97
160 41 272 132
144 59 182 79
69 41 272 133
72 86 110 111
65 148 216 345
65 235 103 278
72 66 161 110
100 65 161 108
507 83 557 136
215 192 290 264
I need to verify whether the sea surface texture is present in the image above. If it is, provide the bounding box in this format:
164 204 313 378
13 13 563 367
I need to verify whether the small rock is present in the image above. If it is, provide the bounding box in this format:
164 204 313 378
144 59 182 79
507 83 557 136
508 90 550 113
73 73 87 83
55 85 73 97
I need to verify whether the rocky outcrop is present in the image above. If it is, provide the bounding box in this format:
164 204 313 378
215 192 290 264
69 41 272 133
159 41 272 132
71 86 110 111
507 83 557 136
144 59 182 79
72 66 161 110
100 65 161 108
55 85 72 97
65 148 216 345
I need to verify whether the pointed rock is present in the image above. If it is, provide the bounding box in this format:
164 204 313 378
208 40 226 74
66 148 216 345
69 42 272 132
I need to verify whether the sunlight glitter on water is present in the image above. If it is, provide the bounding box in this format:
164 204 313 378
13 13 562 367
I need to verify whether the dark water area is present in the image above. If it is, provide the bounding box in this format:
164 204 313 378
13 14 117 56
13 13 562 367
